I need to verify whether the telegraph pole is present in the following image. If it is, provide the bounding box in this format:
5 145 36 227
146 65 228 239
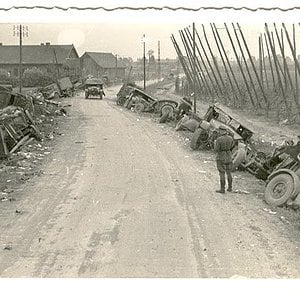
158 40 161 82
13 25 28 93
192 23 197 113
19 25 22 93
142 34 146 90
115 54 118 81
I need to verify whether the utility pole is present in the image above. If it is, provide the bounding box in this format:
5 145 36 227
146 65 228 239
13 25 28 93
192 23 197 113
142 34 146 90
158 40 161 82
115 54 118 81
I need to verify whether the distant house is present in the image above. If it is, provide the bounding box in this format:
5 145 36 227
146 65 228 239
0 42 80 79
80 52 126 81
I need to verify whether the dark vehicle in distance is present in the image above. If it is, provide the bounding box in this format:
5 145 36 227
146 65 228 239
85 78 105 100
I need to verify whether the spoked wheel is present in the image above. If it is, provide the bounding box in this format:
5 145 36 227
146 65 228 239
264 173 295 206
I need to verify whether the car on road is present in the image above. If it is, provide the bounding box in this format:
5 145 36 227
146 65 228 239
84 78 105 100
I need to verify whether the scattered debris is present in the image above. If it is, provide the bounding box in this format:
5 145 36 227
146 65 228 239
198 170 207 174
263 208 277 215
232 189 250 194
3 244 12 251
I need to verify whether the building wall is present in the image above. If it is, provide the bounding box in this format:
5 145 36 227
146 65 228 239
81 55 99 78
81 54 126 80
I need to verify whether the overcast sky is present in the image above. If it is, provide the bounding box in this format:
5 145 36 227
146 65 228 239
0 23 298 60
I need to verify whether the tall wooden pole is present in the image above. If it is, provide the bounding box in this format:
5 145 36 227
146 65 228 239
294 24 299 106
183 28 213 97
143 34 146 90
210 24 238 106
19 24 22 93
265 23 291 120
236 23 268 107
261 33 269 89
212 23 244 101
192 23 197 113
224 23 256 107
158 40 161 81
264 33 276 89
185 28 215 97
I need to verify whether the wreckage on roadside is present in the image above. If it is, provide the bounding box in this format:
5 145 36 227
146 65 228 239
116 83 178 116
117 84 300 209
0 85 42 158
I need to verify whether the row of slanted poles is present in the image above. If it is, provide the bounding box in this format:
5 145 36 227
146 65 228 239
171 34 194 91
232 23 263 110
264 24 291 121
179 30 205 98
184 28 215 99
201 24 231 105
183 29 213 98
172 23 300 123
211 23 244 107
294 25 299 112
262 23 300 123
274 24 300 119
224 23 256 108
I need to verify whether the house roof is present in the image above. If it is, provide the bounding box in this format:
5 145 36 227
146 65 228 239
0 44 78 65
83 52 126 69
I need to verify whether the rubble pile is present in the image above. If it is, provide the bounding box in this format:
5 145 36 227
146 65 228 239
0 86 71 193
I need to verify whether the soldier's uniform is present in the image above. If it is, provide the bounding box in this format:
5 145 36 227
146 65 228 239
214 126 235 193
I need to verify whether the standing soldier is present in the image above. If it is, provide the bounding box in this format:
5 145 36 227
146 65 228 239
214 125 235 194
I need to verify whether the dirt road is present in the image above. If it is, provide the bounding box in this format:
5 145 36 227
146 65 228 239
0 87 299 278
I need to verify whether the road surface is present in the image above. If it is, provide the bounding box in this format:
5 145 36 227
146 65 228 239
0 87 299 278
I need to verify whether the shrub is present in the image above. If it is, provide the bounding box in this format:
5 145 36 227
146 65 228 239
0 69 11 83
22 67 53 87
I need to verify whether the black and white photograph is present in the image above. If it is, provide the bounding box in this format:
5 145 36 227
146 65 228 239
0 0 299 298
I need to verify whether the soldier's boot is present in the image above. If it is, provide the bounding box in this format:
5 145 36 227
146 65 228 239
227 172 233 192
216 176 225 194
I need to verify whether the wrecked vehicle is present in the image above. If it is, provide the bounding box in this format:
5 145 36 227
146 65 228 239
40 77 74 100
122 86 158 112
186 104 253 151
263 142 300 207
0 106 41 157
84 78 105 100
116 84 178 115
